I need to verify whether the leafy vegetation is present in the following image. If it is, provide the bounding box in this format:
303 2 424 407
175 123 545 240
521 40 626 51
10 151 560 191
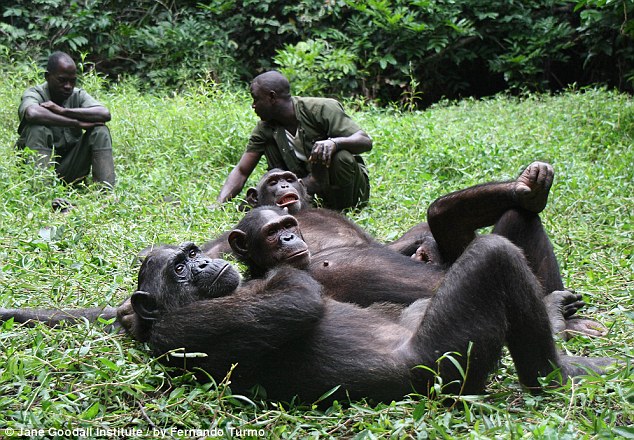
0 60 632 438
1 0 632 104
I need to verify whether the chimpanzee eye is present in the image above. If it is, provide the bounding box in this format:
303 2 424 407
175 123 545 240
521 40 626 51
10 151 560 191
175 264 186 275
188 248 198 258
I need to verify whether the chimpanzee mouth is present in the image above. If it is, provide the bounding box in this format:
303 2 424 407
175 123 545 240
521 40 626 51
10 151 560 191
276 193 299 207
210 263 231 284
205 262 240 298
286 249 310 267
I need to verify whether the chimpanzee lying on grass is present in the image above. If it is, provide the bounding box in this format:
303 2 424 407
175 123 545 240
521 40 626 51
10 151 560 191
115 218 613 403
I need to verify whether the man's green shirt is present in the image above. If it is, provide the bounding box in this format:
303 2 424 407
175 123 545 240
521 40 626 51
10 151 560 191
18 82 102 149
246 96 363 177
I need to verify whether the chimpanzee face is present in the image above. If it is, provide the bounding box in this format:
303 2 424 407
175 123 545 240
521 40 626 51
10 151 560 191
133 243 242 321
229 207 310 272
249 169 309 214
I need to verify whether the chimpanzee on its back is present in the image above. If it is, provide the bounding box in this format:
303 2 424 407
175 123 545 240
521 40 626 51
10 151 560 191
120 216 614 403
206 162 606 338
0 210 616 403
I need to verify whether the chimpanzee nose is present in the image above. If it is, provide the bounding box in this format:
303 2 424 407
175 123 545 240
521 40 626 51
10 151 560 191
192 258 211 275
282 233 296 242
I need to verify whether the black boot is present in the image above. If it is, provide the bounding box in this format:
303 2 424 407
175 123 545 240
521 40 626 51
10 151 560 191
91 149 116 187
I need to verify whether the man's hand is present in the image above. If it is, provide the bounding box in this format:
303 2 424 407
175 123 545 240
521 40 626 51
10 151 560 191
77 120 104 129
40 100 65 115
309 139 337 167
514 161 554 213
39 101 104 130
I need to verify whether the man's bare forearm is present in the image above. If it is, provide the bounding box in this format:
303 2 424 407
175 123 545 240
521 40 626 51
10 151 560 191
56 106 111 122
328 130 372 154
25 104 109 127
39 101 111 123
217 169 247 203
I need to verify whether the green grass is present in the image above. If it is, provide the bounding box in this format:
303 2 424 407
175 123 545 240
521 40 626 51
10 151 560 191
0 64 632 439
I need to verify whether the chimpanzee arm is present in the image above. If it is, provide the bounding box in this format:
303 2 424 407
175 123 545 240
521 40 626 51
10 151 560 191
117 298 152 342
386 222 430 255
427 162 553 264
385 222 442 263
148 267 325 371
200 231 232 259
0 306 117 326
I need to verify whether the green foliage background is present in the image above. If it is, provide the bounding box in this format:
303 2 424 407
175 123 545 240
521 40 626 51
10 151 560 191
0 57 632 437
1 0 633 105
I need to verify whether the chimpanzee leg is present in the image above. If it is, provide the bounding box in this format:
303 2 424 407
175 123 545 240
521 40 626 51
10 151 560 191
411 234 561 394
492 208 564 295
493 209 608 339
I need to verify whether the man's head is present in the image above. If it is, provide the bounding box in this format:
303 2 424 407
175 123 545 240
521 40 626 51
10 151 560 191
45 51 77 105
250 71 292 122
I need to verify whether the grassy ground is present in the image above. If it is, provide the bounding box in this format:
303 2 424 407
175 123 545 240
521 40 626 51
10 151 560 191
0 64 632 439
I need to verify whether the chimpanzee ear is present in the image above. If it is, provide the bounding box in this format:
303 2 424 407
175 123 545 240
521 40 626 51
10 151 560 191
131 291 160 321
228 229 249 257
245 187 259 208
297 178 307 189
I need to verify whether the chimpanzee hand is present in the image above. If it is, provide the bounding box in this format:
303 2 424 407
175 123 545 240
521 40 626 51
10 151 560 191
411 236 443 265
514 161 554 213
309 139 337 167
117 297 152 342
302 162 330 197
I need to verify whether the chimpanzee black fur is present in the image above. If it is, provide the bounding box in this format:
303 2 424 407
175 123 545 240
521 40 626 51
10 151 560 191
122 238 613 403
201 163 606 338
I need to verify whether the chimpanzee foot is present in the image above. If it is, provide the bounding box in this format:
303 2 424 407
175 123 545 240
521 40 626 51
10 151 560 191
564 317 608 338
543 290 585 337
559 355 617 380
543 290 606 340
514 161 554 214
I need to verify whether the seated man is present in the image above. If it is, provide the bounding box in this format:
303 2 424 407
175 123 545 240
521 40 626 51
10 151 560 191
16 51 115 191
217 70 372 211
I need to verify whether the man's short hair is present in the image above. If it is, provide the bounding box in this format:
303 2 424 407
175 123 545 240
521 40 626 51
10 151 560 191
47 51 75 73
252 71 291 98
